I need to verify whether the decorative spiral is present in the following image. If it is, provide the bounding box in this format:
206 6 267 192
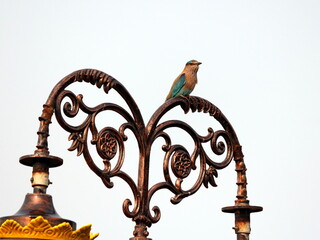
55 90 91 133
144 96 236 207
123 198 136 218
207 130 233 169
50 70 142 224
148 205 161 224
62 92 81 118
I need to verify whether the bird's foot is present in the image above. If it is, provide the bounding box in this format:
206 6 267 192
180 95 190 100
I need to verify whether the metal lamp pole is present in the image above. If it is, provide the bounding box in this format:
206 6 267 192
0 69 262 240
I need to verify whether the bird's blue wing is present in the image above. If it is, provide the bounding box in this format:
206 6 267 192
171 73 186 97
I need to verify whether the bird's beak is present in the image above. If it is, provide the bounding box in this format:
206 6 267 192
197 62 202 65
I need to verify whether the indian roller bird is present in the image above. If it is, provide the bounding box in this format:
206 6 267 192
165 60 202 101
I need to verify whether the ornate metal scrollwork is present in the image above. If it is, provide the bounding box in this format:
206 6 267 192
171 147 192 179
96 128 118 160
33 69 259 240
146 97 235 208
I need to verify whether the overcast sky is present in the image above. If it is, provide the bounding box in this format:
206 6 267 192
0 1 319 240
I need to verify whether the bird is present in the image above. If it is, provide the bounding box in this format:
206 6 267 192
165 60 202 101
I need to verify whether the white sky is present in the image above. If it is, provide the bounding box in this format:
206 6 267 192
0 1 319 239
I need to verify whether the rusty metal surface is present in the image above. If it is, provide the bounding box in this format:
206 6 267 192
15 69 262 239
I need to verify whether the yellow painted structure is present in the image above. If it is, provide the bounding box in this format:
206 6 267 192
0 216 98 240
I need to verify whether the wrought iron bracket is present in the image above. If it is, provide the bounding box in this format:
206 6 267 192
19 69 262 240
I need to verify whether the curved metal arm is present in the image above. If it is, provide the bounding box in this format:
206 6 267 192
23 69 261 240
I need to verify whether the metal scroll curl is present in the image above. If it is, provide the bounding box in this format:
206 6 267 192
46 69 143 220
54 88 135 177
146 98 234 207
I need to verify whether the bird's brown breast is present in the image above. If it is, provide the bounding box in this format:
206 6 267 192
183 71 197 90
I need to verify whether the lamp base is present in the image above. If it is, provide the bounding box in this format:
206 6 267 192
0 193 76 230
